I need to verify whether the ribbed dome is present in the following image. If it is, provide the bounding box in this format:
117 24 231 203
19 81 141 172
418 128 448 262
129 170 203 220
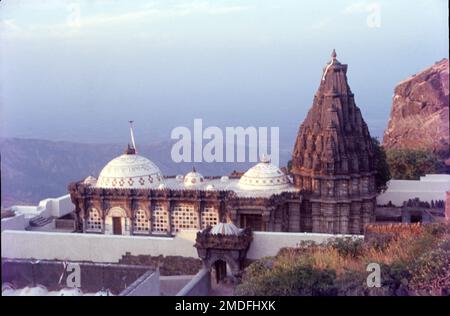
184 167 204 187
238 155 291 190
96 153 164 189
210 222 241 235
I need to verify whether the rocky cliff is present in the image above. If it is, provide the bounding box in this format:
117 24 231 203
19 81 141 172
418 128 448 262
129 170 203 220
383 59 449 157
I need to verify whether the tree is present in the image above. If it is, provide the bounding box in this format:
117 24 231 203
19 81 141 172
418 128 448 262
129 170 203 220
287 160 293 173
372 137 391 193
386 149 444 180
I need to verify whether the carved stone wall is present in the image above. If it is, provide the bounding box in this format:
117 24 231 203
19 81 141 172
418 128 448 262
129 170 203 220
68 183 305 235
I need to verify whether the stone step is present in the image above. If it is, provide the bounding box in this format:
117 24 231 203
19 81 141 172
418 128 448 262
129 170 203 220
29 216 52 227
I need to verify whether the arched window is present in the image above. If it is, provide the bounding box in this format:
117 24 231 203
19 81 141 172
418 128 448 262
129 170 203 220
86 208 102 232
133 209 150 234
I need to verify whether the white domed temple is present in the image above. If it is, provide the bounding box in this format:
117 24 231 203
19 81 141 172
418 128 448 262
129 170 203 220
69 142 300 235
68 52 377 237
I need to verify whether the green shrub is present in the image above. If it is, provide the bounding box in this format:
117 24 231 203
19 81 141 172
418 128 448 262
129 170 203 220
408 238 450 296
372 137 391 193
386 149 444 180
327 238 364 258
236 262 338 296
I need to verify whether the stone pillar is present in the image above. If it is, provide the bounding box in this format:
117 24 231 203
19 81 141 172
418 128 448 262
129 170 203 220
81 198 89 233
167 200 173 236
339 204 350 234
101 198 109 234
311 202 321 233
197 200 204 230
129 199 135 236
221 200 230 222
288 203 301 232
268 206 279 231
350 202 362 234
228 205 238 225
148 199 153 235
261 211 271 231
362 201 374 229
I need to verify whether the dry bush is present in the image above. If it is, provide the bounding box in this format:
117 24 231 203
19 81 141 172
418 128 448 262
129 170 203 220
237 222 449 296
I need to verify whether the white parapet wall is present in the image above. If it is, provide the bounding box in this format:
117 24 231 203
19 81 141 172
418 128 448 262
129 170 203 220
176 269 211 296
1 229 362 263
10 194 74 219
247 231 362 259
377 174 450 207
1 214 27 232
120 270 161 296
1 230 199 262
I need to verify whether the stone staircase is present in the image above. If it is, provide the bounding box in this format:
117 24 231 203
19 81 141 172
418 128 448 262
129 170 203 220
29 216 53 227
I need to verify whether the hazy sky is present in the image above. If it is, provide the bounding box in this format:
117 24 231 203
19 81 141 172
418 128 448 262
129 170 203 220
0 0 448 148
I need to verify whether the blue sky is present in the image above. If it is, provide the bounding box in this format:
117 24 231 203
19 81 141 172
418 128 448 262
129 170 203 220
0 0 448 148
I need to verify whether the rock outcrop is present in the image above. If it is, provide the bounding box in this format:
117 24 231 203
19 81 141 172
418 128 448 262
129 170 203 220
383 59 449 157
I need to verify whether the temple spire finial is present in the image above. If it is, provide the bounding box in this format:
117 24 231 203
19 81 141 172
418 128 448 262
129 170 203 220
260 153 270 163
126 120 137 154
331 49 337 59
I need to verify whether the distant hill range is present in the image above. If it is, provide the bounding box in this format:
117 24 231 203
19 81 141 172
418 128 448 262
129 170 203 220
0 138 291 207
383 58 449 158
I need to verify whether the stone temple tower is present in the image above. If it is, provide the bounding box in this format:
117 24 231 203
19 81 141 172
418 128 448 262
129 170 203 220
291 50 377 234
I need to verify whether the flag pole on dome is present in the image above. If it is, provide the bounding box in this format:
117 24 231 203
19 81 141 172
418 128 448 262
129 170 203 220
129 120 137 153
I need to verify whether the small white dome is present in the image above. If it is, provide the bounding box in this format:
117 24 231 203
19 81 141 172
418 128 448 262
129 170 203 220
176 175 184 181
211 222 241 235
206 184 215 191
184 167 204 187
96 153 164 189
158 183 166 189
238 155 291 191
220 176 229 182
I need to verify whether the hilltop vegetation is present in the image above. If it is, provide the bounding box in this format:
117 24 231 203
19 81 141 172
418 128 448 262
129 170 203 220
236 223 450 296
386 149 447 180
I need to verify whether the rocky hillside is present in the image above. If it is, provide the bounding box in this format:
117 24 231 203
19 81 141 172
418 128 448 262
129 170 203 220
1 138 290 207
383 59 449 157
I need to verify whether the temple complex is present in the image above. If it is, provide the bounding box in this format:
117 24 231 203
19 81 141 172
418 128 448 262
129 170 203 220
68 51 377 236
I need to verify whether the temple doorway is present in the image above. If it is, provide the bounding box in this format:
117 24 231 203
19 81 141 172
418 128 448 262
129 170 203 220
214 260 227 283
112 217 122 235
105 207 128 235
240 214 263 231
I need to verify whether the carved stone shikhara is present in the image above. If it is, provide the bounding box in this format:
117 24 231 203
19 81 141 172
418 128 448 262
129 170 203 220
291 50 377 234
